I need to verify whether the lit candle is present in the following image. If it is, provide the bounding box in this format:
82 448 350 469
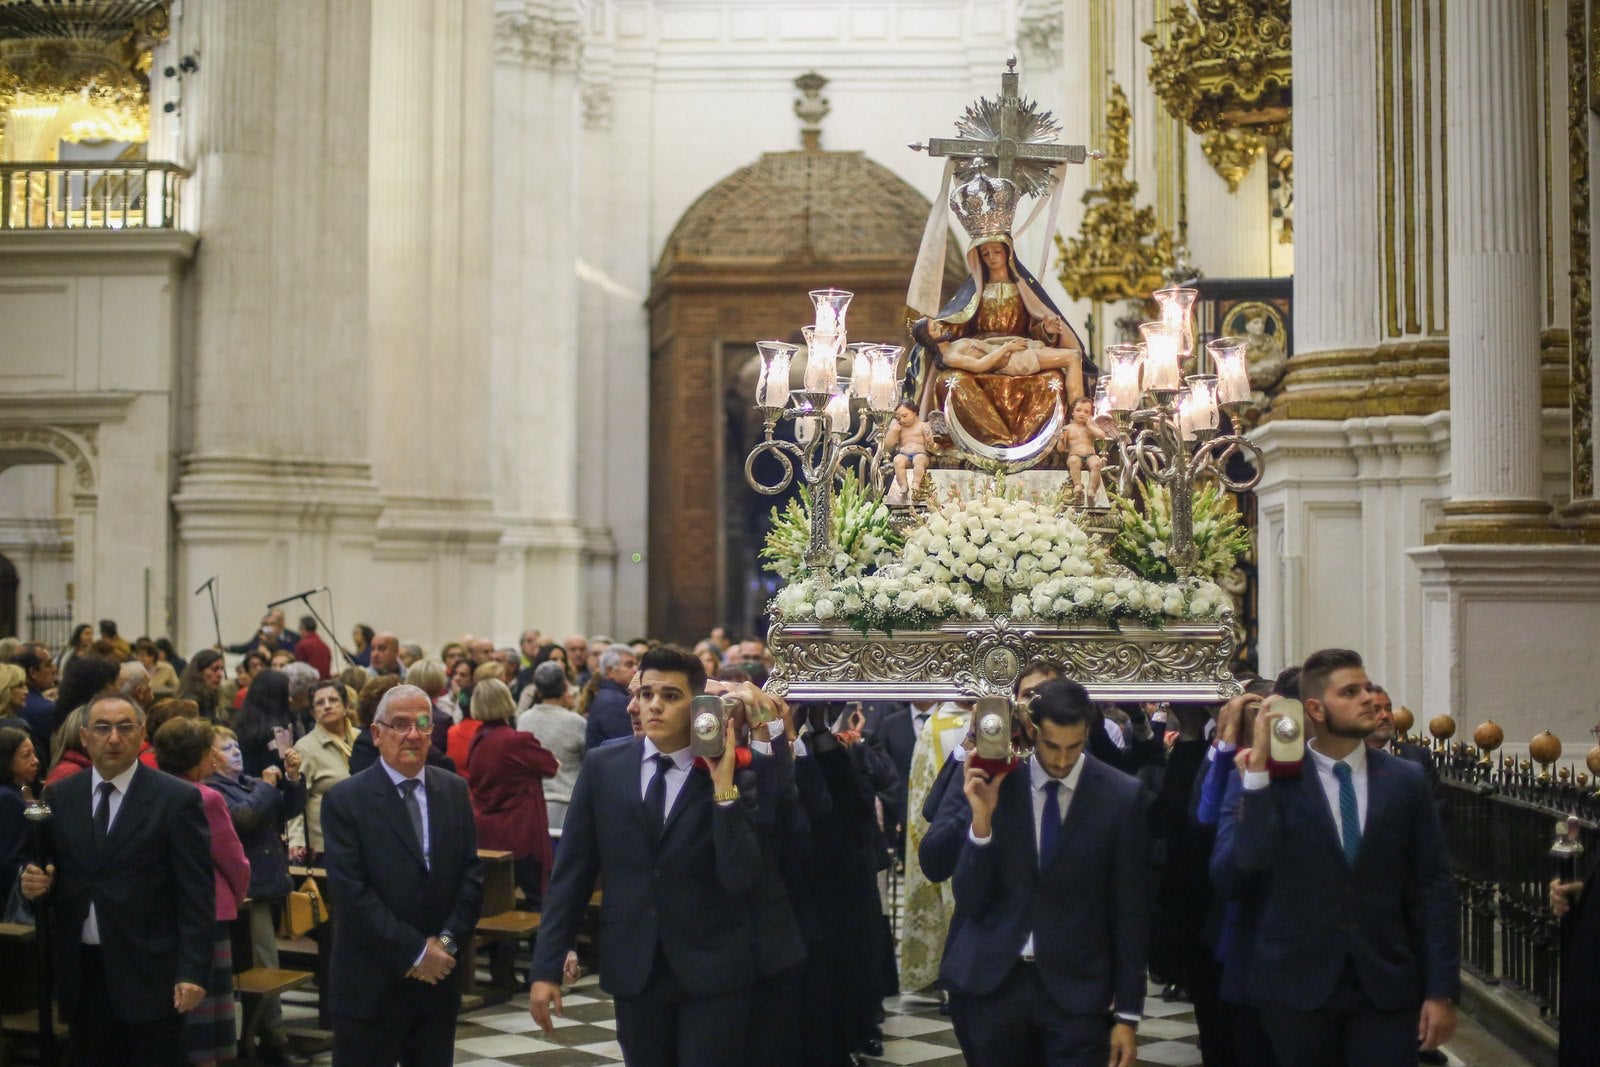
1185 374 1220 433
868 346 902 411
1207 336 1251 404
1176 388 1197 442
1105 343 1142 412
755 341 796 408
847 343 874 399
1093 380 1112 420
801 326 840 394
825 391 851 434
1139 322 1182 391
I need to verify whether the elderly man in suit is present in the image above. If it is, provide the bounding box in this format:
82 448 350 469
940 678 1150 1067
19 694 214 1066
320 684 484 1067
1214 648 1458 1067
528 644 760 1066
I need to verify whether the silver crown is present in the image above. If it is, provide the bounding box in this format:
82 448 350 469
950 171 1020 242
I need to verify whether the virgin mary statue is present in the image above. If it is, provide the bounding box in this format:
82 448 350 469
903 172 1095 448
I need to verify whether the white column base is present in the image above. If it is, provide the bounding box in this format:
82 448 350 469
1409 544 1600 761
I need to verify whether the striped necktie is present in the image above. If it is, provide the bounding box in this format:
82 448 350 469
1332 761 1361 865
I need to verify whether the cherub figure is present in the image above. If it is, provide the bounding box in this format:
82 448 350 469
1059 395 1106 503
884 402 935 496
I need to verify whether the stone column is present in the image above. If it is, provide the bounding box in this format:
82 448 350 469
173 0 383 652
485 0 589 641
1433 0 1561 539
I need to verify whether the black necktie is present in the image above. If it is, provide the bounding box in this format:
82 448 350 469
399 778 425 859
94 780 116 848
1039 779 1062 867
645 753 672 838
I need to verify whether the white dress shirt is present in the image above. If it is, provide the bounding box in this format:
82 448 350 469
83 761 139 945
1241 739 1369 846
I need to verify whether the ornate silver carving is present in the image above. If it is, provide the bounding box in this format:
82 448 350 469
767 612 1242 703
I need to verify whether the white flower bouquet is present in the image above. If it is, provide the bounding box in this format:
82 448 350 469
771 490 1229 633
1110 480 1252 585
761 470 904 581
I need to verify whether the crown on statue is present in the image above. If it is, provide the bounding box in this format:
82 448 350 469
949 170 1020 242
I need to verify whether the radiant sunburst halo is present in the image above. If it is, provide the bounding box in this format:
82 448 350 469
954 94 1064 199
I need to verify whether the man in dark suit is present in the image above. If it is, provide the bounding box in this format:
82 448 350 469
1215 648 1458 1067
1367 684 1440 791
584 645 639 749
19 694 214 1066
939 678 1150 1067
320 684 485 1067
529 645 761 1066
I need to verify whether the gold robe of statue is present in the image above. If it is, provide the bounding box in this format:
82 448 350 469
911 236 1086 447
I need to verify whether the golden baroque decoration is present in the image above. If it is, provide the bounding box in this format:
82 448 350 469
1056 83 1174 305
1201 128 1265 193
765 614 1242 703
1143 0 1291 138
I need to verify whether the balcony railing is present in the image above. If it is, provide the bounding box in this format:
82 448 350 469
0 161 189 231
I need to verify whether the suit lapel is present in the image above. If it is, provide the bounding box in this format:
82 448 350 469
1360 749 1393 867
367 766 427 868
662 765 708 841
1009 769 1040 870
1296 760 1345 862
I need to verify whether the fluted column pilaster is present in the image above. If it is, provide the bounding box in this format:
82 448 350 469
1434 0 1567 540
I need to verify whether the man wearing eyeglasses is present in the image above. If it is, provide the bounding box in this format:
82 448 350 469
19 694 215 1066
320 684 484 1066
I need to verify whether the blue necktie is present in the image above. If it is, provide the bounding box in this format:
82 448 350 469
1333 761 1361 865
1038 779 1062 867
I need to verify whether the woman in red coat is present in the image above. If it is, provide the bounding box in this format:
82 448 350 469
465 678 559 904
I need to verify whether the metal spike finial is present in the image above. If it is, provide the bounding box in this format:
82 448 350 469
1007 55 1017 72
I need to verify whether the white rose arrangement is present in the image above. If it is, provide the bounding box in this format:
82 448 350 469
771 491 1229 632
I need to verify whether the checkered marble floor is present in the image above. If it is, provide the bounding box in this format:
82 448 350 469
279 971 1522 1066
283 976 1208 1066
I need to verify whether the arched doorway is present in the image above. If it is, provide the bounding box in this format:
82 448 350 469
647 147 963 640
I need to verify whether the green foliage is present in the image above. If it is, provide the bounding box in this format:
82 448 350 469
760 470 903 581
1110 480 1251 583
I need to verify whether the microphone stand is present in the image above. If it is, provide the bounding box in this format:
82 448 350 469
194 576 223 651
276 589 357 670
22 785 56 1065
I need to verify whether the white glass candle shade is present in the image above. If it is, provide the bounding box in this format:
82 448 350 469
867 346 902 412
1105 343 1143 412
1154 286 1198 355
801 325 842 394
1206 336 1251 404
1185 374 1220 433
808 288 853 335
1092 380 1112 420
1138 322 1183 391
846 343 875 399
755 341 797 408
824 391 851 434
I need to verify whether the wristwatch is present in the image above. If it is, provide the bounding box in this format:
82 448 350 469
437 934 458 957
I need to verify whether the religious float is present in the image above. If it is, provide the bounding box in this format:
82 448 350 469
749 62 1262 704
